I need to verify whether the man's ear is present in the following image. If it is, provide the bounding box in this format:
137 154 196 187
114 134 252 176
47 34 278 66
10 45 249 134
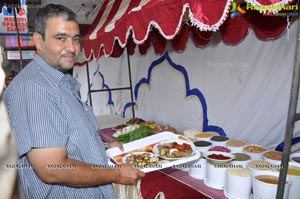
33 32 43 51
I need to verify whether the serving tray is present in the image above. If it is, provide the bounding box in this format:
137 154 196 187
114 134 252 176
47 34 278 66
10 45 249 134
106 131 200 173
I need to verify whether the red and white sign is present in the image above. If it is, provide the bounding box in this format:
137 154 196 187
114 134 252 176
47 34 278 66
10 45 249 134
0 5 28 33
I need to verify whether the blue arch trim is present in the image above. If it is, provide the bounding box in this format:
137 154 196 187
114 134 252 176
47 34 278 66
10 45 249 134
126 52 226 136
92 64 114 106
275 136 300 151
122 102 136 117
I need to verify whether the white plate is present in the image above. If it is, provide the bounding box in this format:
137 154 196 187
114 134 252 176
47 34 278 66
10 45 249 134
153 140 196 160
122 152 159 165
203 151 235 163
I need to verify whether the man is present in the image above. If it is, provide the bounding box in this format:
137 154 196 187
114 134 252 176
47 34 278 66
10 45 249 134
3 4 144 199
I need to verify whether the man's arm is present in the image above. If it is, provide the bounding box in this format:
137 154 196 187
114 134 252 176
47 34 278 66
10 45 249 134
27 147 144 187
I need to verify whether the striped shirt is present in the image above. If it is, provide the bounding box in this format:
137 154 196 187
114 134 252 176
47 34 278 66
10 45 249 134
3 55 117 199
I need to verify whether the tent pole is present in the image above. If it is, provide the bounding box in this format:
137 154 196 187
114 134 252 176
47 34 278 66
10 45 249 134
86 61 93 106
276 17 300 198
13 7 23 70
126 47 135 118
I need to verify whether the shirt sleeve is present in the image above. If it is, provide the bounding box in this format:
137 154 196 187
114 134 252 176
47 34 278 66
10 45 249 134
4 81 68 157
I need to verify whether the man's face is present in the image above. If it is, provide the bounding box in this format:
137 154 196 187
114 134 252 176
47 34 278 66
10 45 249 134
34 17 81 71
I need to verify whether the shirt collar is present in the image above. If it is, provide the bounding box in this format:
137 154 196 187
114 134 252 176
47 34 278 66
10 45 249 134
35 55 65 86
34 55 81 94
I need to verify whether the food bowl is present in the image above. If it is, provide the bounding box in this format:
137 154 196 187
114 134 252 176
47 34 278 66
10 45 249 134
231 153 251 168
208 146 231 153
253 170 291 199
203 151 235 164
290 152 300 165
195 132 214 141
262 150 282 165
247 160 274 176
194 141 212 153
210 136 229 147
243 145 266 160
226 139 248 153
183 129 200 138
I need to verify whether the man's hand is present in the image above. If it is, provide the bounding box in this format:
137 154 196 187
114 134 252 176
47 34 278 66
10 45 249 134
108 141 124 151
118 163 145 185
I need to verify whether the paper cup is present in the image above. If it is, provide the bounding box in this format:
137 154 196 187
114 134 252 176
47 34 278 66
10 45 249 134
253 170 291 199
224 168 252 199
188 158 207 179
205 161 230 189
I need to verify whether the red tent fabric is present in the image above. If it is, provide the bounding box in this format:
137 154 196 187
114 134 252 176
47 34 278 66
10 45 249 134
82 0 296 61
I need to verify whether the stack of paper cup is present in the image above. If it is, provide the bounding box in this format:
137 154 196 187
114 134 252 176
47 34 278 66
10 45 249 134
224 168 252 199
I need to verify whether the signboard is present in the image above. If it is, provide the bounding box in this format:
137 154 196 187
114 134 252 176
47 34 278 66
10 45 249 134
0 0 28 33
7 50 35 60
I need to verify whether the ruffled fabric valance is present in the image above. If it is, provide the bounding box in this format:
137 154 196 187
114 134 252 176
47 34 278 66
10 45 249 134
82 0 297 61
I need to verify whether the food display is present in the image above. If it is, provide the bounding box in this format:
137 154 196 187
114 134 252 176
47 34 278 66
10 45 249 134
154 141 194 159
227 140 247 147
287 165 300 176
114 125 155 143
113 123 129 130
210 136 229 142
233 153 251 161
263 151 282 160
194 141 212 147
195 132 214 141
203 151 235 163
209 146 231 153
122 152 159 167
226 140 248 153
107 132 200 173
247 160 274 174
243 145 266 153
208 154 231 160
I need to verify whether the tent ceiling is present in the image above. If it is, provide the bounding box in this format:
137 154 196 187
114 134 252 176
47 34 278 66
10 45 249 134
83 0 297 60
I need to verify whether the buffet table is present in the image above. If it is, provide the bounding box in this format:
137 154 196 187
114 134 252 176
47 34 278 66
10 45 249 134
99 126 227 199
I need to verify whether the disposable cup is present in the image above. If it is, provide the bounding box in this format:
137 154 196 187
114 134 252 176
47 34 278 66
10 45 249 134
253 170 291 199
224 168 252 199
188 158 207 179
274 162 300 199
205 161 230 189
